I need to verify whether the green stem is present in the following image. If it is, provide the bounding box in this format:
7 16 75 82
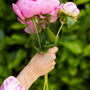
46 74 49 90
55 23 64 44
43 74 49 90
55 18 66 44
32 18 41 49
32 18 49 90
43 75 46 90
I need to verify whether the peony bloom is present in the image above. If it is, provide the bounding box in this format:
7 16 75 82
24 20 46 34
12 0 60 34
40 0 60 14
12 0 41 20
49 7 59 23
24 20 37 34
12 0 60 20
59 2 79 18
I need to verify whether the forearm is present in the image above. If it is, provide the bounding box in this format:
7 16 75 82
17 65 39 90
17 47 58 90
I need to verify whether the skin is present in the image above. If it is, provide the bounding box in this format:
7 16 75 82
17 47 58 90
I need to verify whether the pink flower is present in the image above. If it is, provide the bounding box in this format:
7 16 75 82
12 0 60 20
24 20 46 34
40 0 60 14
24 20 37 34
59 2 79 18
49 7 59 23
12 0 41 20
12 0 60 34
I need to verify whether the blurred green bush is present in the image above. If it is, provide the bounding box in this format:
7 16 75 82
0 0 90 90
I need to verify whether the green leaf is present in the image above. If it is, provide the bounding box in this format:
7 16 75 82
78 9 86 18
0 0 7 18
49 21 60 33
85 4 90 15
0 40 6 51
47 28 56 43
80 60 88 70
11 34 26 44
0 29 4 40
43 14 51 18
60 41 82 55
69 78 83 85
34 17 39 23
37 23 42 32
74 0 90 5
68 56 80 67
5 36 15 45
61 76 69 84
83 44 90 56
39 30 47 46
67 17 75 28
60 49 69 62
8 49 26 69
11 22 26 30
69 67 77 76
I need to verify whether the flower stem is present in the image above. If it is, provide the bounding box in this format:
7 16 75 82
32 18 49 90
55 23 64 44
43 76 46 90
43 74 49 90
55 18 66 44
32 18 41 49
46 74 49 90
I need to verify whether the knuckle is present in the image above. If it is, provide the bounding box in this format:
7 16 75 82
53 61 56 65
50 54 56 59
52 66 55 70
53 54 56 59
52 61 56 66
49 54 54 60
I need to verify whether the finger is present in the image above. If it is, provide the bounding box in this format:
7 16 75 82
46 54 56 63
48 47 58 54
49 55 56 64
50 61 56 66
47 61 56 68
44 65 55 75
45 60 56 70
50 54 56 61
50 65 55 71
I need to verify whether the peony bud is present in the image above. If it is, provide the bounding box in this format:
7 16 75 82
59 2 80 18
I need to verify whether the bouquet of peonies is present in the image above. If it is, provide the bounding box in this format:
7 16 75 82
12 0 79 90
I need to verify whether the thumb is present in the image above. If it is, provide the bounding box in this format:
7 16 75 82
48 47 58 54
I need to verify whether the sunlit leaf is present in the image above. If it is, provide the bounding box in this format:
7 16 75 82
67 17 75 28
47 27 56 43
60 41 82 55
11 22 26 30
83 44 90 56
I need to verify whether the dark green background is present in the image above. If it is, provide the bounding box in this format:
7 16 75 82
0 0 90 90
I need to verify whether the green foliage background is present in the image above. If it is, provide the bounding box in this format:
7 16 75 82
0 0 90 90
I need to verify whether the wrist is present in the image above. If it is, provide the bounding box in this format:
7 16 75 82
26 64 40 81
17 65 39 90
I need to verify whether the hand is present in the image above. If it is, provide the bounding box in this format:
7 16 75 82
28 46 58 77
17 47 58 90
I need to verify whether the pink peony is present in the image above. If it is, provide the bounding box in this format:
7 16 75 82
49 7 59 23
40 0 60 14
59 2 79 17
24 20 37 34
12 0 60 20
12 0 60 34
12 0 41 20
24 20 46 34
